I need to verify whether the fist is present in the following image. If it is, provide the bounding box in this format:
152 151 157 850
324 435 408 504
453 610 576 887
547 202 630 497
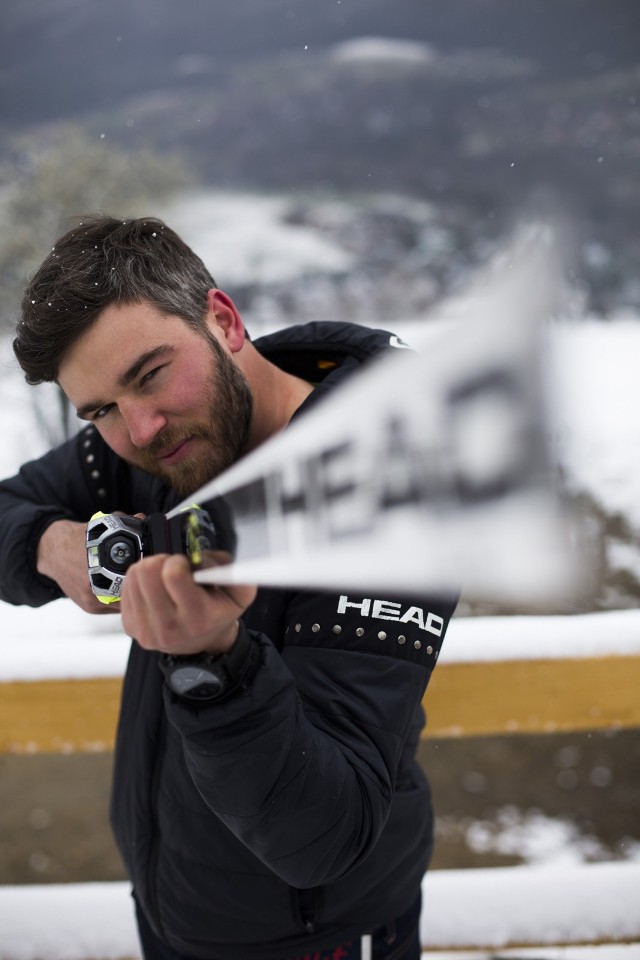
119 553 256 656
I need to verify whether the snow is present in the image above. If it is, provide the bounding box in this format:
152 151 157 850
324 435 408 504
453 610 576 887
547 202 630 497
446 950 640 960
437 806 640 866
420 862 640 949
1 864 639 959
0 599 128 680
2 600 640 682
550 319 640 531
329 36 437 65
0 883 140 960
157 190 356 286
2 191 640 956
438 609 640 663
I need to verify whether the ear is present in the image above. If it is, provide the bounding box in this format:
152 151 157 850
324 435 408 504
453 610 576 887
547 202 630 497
205 289 246 353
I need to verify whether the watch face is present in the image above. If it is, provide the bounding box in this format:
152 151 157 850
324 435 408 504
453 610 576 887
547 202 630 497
169 663 225 699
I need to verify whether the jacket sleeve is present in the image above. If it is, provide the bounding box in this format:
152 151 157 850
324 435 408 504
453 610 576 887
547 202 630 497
0 424 165 606
162 586 457 888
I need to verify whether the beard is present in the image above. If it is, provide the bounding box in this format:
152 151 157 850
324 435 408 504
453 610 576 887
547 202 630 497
134 331 253 497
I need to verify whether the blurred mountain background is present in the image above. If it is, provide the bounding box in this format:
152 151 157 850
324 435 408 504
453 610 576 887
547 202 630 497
1 0 639 327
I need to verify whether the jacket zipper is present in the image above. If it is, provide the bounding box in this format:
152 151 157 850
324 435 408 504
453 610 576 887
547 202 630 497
377 923 419 960
295 887 317 933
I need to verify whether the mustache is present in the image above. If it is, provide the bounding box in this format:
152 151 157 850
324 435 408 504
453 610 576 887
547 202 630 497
146 425 206 457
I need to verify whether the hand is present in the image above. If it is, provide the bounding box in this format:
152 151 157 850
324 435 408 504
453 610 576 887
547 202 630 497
119 553 257 656
37 519 118 614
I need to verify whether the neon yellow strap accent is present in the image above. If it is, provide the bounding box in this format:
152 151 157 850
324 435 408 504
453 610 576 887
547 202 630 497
185 512 202 567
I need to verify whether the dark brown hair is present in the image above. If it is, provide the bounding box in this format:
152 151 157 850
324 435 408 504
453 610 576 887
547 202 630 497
14 216 217 384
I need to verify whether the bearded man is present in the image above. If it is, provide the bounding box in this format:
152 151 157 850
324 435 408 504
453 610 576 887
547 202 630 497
0 216 457 960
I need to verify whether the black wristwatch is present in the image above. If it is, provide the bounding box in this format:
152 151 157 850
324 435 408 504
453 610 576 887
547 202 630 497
158 622 256 702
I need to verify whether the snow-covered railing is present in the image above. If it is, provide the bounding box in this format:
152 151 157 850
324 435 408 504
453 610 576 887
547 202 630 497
2 605 640 752
427 608 640 737
2 602 640 956
1 862 639 959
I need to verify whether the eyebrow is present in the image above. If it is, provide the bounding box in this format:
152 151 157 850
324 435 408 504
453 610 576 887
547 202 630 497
75 345 175 419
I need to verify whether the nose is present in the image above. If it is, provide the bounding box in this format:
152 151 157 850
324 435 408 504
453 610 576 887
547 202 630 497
121 401 168 449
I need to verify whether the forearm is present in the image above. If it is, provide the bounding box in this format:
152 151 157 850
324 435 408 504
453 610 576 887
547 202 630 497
0 428 153 609
0 437 90 605
36 517 113 613
36 518 77 579
0 497 70 606
164 636 427 887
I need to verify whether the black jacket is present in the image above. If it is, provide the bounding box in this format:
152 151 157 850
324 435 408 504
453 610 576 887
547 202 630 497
0 322 457 958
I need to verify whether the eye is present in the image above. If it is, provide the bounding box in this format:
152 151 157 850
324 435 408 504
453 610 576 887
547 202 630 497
92 403 115 421
140 365 163 386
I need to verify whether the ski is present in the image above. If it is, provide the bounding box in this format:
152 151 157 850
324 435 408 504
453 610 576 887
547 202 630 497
163 230 582 604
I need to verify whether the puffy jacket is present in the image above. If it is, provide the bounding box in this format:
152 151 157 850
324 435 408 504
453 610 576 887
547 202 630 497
0 322 457 958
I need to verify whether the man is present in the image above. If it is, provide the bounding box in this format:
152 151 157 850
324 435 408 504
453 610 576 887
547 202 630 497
0 216 457 959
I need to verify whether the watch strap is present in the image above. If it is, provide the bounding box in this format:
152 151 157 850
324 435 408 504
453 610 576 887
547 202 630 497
159 621 258 702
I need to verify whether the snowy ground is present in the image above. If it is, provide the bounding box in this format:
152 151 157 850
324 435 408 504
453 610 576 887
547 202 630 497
1 190 639 956
1 862 640 960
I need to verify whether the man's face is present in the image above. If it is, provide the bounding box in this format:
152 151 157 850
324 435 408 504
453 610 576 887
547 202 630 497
58 301 252 497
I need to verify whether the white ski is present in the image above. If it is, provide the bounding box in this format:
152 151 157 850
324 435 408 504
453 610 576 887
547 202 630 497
170 228 582 603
